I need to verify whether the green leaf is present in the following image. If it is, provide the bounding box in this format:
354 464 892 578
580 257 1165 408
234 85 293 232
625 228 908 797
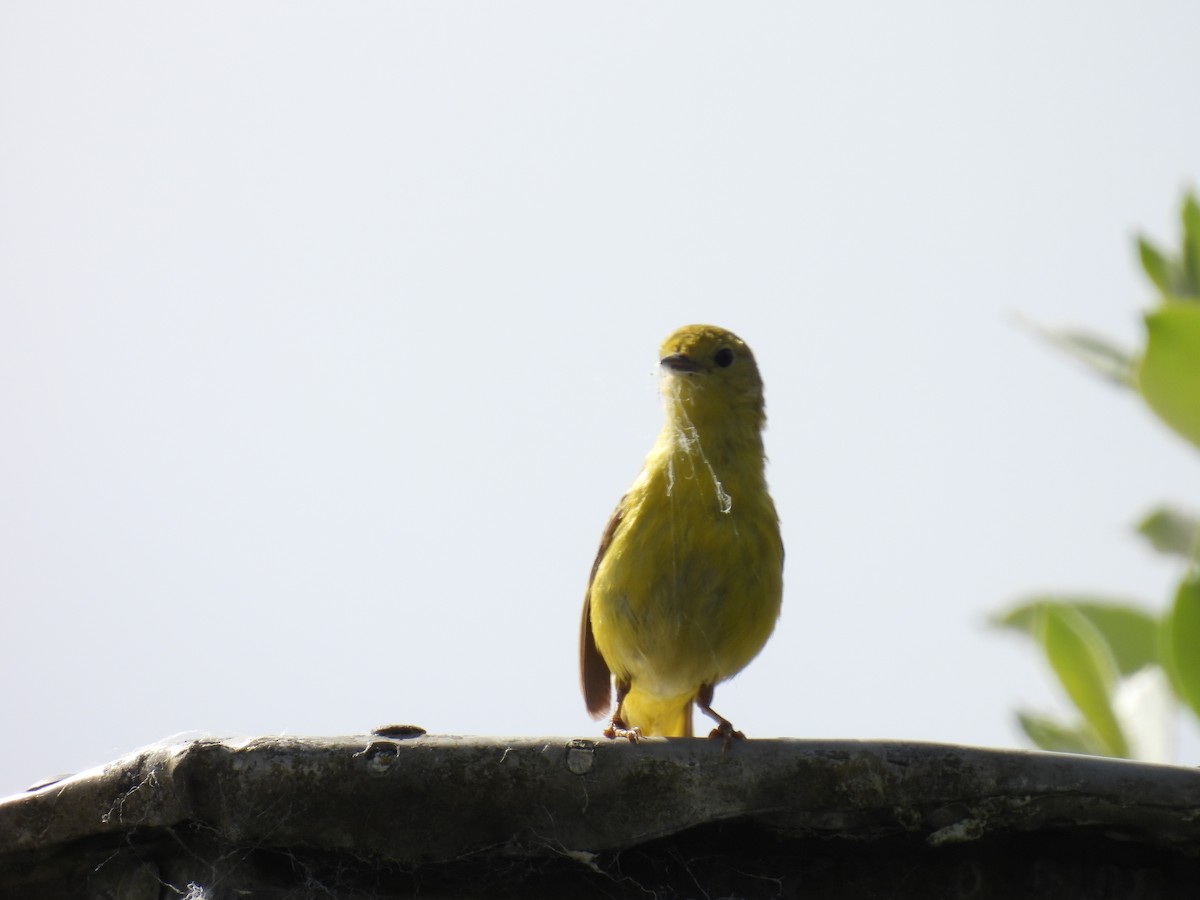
1036 605 1129 757
1136 506 1200 560
1016 319 1137 387
991 602 1040 634
1139 236 1171 296
1137 301 1200 449
1136 192 1200 300
1157 616 1184 701
1182 192 1200 294
1016 711 1104 755
1166 572 1200 723
992 597 1159 676
1073 604 1160 676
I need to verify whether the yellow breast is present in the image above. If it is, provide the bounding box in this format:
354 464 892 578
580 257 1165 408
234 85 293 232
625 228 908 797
589 433 782 707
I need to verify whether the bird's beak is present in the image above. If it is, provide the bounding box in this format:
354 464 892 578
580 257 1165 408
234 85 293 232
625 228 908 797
660 353 703 374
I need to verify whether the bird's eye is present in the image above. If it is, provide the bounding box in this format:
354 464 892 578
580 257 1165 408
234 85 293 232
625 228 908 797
714 348 734 368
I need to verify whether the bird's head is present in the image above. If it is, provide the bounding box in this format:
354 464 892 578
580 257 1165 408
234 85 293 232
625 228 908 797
658 324 766 434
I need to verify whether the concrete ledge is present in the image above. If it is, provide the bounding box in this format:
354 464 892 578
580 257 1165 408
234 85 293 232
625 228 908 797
2 734 1199 897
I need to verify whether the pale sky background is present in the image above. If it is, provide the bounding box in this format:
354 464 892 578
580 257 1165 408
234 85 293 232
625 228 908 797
3 4 1200 796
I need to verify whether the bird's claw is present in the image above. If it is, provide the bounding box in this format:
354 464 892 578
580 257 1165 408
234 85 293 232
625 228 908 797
707 721 746 745
603 718 642 743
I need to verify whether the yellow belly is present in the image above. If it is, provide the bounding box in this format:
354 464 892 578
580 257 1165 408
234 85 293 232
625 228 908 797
588 454 783 736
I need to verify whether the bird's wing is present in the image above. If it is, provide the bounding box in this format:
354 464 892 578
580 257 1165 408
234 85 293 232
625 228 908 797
580 497 626 719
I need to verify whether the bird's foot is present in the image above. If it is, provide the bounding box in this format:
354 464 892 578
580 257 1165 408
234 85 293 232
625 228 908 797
707 720 746 744
603 717 642 743
696 685 744 745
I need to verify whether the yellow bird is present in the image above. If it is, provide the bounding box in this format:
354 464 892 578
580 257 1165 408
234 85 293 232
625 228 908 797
580 324 783 739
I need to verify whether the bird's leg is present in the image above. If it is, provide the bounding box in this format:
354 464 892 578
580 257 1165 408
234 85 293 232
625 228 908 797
696 683 746 742
603 679 642 742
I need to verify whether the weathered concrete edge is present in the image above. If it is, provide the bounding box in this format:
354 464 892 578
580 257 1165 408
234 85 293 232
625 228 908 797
2 735 1199 866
